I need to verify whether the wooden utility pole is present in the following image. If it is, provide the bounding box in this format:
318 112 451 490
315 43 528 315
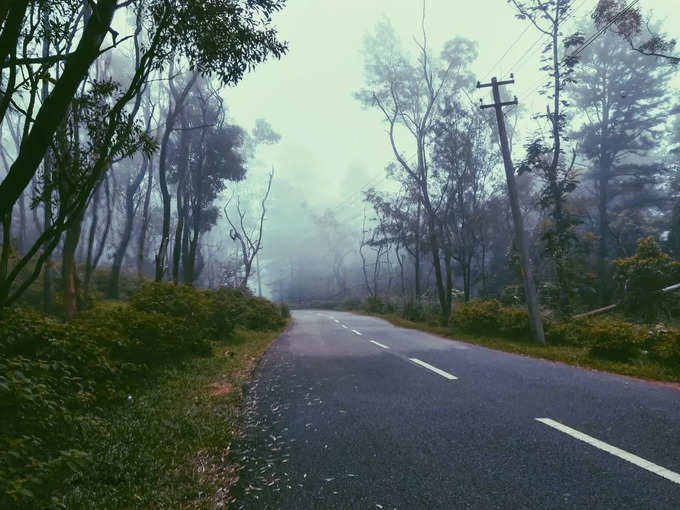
478 76 545 344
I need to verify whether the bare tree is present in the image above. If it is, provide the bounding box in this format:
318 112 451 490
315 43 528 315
224 171 273 289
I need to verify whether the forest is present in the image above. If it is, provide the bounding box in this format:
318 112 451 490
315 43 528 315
1 0 680 507
272 1 680 340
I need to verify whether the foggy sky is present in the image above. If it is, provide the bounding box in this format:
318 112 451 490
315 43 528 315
219 0 677 293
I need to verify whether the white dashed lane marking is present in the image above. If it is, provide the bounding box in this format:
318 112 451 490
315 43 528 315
409 358 458 380
370 340 389 349
536 418 680 485
341 324 348 329
351 329 362 336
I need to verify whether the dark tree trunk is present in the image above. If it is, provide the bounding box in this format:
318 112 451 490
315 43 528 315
61 213 83 320
155 70 198 282
83 182 100 294
0 0 118 219
414 198 421 301
171 129 190 284
137 157 153 280
108 162 146 298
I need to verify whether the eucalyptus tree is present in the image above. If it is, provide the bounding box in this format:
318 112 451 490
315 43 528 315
593 0 679 65
432 100 498 301
224 171 273 289
356 12 477 324
0 0 288 309
509 0 584 310
570 26 675 302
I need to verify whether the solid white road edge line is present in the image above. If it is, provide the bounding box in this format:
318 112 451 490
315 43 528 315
409 358 458 380
351 329 362 335
370 340 390 349
536 418 680 485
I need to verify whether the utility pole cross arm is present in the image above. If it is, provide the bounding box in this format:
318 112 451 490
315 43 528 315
476 73 545 344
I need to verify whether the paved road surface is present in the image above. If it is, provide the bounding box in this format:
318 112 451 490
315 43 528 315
230 310 680 509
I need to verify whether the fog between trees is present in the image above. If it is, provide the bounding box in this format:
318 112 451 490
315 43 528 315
1 0 679 325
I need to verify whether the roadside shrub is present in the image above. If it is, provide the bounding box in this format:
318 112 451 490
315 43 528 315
238 296 287 331
452 300 530 339
0 308 105 507
544 319 589 346
452 300 502 334
280 303 291 318
646 324 680 370
205 288 244 339
497 306 530 338
613 237 680 322
402 301 425 322
129 282 211 323
585 317 644 361
363 296 385 313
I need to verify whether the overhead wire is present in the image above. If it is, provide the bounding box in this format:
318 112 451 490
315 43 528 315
510 0 640 108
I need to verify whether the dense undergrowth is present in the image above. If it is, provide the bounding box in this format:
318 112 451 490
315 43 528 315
360 298 680 380
0 282 289 508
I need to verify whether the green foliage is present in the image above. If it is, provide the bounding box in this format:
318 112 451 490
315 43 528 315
446 299 676 365
238 296 288 331
363 296 385 314
0 308 108 507
0 282 286 507
613 237 680 322
646 324 680 370
585 317 644 361
452 300 530 339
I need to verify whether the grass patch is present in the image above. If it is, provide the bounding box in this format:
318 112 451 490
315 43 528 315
366 313 680 384
60 325 286 509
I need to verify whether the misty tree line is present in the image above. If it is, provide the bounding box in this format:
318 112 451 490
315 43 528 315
0 0 287 319
274 0 679 325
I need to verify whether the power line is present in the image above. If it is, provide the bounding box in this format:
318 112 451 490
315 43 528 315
485 24 533 78
511 0 640 107
500 0 589 79
571 0 640 58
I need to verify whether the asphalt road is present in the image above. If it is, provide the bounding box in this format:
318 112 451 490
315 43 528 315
230 310 680 509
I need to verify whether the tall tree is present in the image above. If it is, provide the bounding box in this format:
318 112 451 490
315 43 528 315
224 171 273 289
356 12 477 324
432 100 498 301
593 0 679 64
510 0 583 310
570 26 675 302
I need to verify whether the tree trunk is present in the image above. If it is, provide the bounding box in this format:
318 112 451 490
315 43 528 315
61 213 83 320
155 70 198 282
108 163 146 298
83 182 100 294
171 131 190 284
0 0 118 219
137 156 153 280
414 198 421 301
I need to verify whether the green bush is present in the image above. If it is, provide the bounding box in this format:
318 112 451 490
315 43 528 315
452 300 502 334
0 308 106 507
585 317 644 361
613 237 680 322
129 281 230 345
452 300 530 339
544 319 589 346
646 324 680 369
402 301 426 322
363 296 385 313
238 295 287 331
1 283 288 507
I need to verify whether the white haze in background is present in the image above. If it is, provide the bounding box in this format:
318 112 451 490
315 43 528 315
219 0 677 298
